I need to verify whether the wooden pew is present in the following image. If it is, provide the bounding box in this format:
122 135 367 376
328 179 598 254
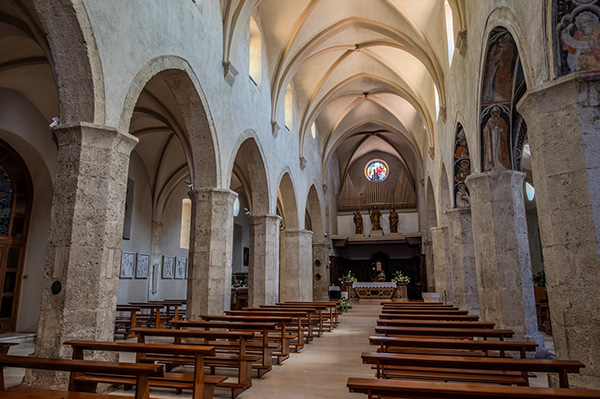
375 326 515 340
381 302 456 307
115 305 141 339
376 319 496 329
361 352 585 388
170 320 278 376
347 378 600 399
64 340 225 399
381 309 470 315
369 336 538 359
278 302 340 330
379 313 480 321
0 342 17 355
226 310 307 351
129 303 168 328
131 327 257 398
0 354 163 399
257 305 325 336
5 387 147 399
199 315 293 363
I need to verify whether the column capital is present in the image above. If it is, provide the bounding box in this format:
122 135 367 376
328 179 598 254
52 122 138 154
248 213 282 226
188 187 238 201
444 208 471 218
281 228 314 238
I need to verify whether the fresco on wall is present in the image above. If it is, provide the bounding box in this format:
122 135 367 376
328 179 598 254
481 28 518 104
453 125 471 208
481 104 512 171
555 0 600 76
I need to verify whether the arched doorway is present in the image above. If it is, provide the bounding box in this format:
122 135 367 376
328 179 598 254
0 139 32 332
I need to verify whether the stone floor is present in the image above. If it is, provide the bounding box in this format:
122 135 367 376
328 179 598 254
4 300 555 398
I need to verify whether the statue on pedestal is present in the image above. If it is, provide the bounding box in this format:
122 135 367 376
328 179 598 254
369 206 382 231
389 209 399 233
353 210 364 235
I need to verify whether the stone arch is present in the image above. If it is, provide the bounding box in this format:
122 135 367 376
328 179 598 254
228 131 270 215
305 183 324 240
32 0 105 124
275 171 300 230
119 56 220 188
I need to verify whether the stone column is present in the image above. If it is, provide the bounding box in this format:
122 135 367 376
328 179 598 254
430 226 453 303
466 171 543 346
248 214 281 306
445 208 480 315
28 124 137 387
312 242 330 301
422 238 435 292
518 74 600 388
187 188 236 317
148 221 163 301
280 229 313 301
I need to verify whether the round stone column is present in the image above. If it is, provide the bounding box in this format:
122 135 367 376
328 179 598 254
312 242 330 301
518 73 600 388
248 214 281 306
187 188 237 317
466 171 543 347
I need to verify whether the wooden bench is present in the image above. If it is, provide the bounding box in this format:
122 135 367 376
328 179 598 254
199 315 293 362
0 342 17 355
5 387 148 399
375 326 515 340
115 305 141 339
379 313 480 321
280 301 340 329
347 378 600 398
129 303 168 328
381 302 456 307
381 309 470 315
0 354 163 399
376 319 496 329
131 327 258 398
369 336 538 359
226 310 307 351
361 352 585 387
64 340 225 399
170 320 278 376
252 306 322 340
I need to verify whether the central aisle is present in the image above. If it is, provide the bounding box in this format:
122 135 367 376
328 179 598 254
234 300 379 399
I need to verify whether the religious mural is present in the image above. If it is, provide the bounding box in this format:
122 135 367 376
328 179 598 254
555 0 600 76
453 125 471 208
480 28 520 172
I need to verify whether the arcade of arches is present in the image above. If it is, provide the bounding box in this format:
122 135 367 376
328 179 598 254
1 0 599 390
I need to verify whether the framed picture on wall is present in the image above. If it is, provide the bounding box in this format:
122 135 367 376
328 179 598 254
135 253 150 279
175 257 187 279
162 255 175 279
243 247 249 266
120 251 136 279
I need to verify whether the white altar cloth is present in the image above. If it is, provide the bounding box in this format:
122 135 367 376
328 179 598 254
353 282 397 289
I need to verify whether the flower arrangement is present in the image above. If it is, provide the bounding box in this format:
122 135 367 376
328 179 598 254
375 271 386 281
337 296 352 312
392 270 410 284
343 270 357 284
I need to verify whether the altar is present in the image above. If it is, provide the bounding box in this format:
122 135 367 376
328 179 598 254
353 282 396 299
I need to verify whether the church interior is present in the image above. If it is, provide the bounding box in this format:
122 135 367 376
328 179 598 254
1 0 600 397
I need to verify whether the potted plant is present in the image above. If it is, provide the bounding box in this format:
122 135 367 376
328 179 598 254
342 270 357 286
374 270 386 282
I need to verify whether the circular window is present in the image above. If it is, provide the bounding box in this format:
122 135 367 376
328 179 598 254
233 197 240 217
365 160 388 182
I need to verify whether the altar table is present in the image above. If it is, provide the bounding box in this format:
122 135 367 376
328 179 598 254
353 282 397 299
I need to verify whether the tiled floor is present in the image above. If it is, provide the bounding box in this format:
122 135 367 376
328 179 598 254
4 301 555 398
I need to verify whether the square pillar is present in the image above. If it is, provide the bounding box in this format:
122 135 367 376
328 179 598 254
280 229 313 301
445 208 480 315
518 74 600 388
248 214 281 306
466 171 543 346
312 242 330 301
27 124 137 388
430 226 453 303
187 188 236 317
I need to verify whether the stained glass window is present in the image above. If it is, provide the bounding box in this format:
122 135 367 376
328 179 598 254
0 165 13 236
365 160 388 182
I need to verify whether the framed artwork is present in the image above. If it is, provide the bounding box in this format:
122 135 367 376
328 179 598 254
162 255 175 279
175 257 187 279
243 247 249 266
120 251 136 279
135 253 150 279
